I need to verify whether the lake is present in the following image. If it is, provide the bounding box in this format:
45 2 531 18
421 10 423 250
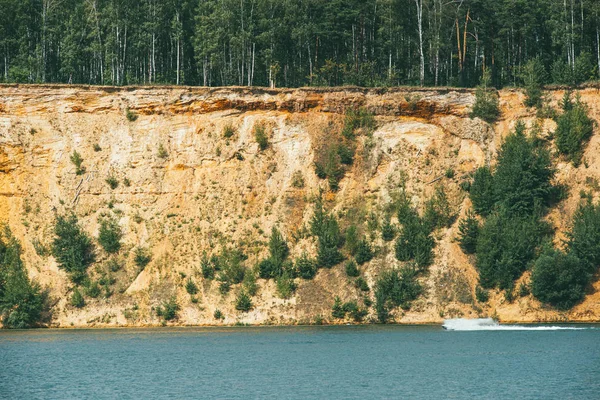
1 323 599 399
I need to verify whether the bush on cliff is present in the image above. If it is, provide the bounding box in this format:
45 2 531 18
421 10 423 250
555 91 594 166
0 227 45 328
98 215 123 254
375 267 423 323
52 214 95 284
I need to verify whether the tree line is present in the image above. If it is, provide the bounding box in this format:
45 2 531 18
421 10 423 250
1 0 600 88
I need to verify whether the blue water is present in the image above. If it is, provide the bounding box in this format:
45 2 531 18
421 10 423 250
1 325 599 399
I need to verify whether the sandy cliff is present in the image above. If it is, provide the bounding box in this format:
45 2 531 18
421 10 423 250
1 84 599 327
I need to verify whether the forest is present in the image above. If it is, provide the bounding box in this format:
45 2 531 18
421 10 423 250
1 0 600 88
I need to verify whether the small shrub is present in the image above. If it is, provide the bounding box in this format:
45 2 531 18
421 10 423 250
98 216 122 254
223 124 236 138
345 225 359 255
331 297 346 319
375 267 423 323
52 214 95 283
296 253 318 280
123 178 131 187
276 272 297 299
445 168 455 179
254 124 269 151
457 211 479 255
555 92 594 166
71 288 85 308
381 218 396 241
518 282 530 297
235 290 253 312
531 249 590 310
0 227 45 328
243 270 258 296
342 107 376 139
354 277 370 292
519 57 547 109
85 281 102 298
156 297 179 321
200 252 214 279
354 239 373 265
93 143 102 152
470 70 500 123
157 143 168 159
214 309 225 320
291 171 305 188
185 278 198 295
70 150 85 175
475 286 489 303
337 143 355 165
134 247 152 269
107 257 122 272
126 108 138 122
345 260 360 277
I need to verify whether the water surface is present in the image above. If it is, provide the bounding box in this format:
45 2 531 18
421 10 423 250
1 325 599 399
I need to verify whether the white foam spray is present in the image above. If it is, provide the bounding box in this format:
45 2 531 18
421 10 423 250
442 318 589 331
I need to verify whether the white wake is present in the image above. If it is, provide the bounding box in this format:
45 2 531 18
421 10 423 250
442 318 588 331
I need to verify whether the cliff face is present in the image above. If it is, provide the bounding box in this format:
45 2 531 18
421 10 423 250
1 85 599 327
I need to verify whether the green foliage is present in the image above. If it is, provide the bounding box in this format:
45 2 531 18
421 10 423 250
216 248 247 285
52 214 95 284
381 217 396 241
98 216 122 254
0 227 45 328
345 260 359 277
342 107 375 139
85 281 101 298
492 121 556 215
475 286 489 303
213 309 225 320
105 176 119 189
156 297 179 321
185 278 198 295
70 150 85 175
93 143 102 152
223 124 236 138
258 227 289 279
134 247 152 269
567 200 600 269
375 267 423 323
242 270 258 296
295 253 318 280
470 70 500 123
555 92 594 166
126 108 138 122
354 239 373 265
518 282 530 297
354 277 370 292
531 248 590 310
291 171 305 188
254 124 269 151
235 290 253 312
423 186 454 230
200 252 214 279
275 272 297 299
470 166 495 216
520 57 547 108
395 204 435 269
331 297 346 319
476 210 551 289
457 211 480 255
344 225 359 256
311 198 344 268
157 144 168 159
71 288 85 308
471 122 556 217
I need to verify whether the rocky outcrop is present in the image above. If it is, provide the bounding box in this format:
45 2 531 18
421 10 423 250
1 85 599 327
